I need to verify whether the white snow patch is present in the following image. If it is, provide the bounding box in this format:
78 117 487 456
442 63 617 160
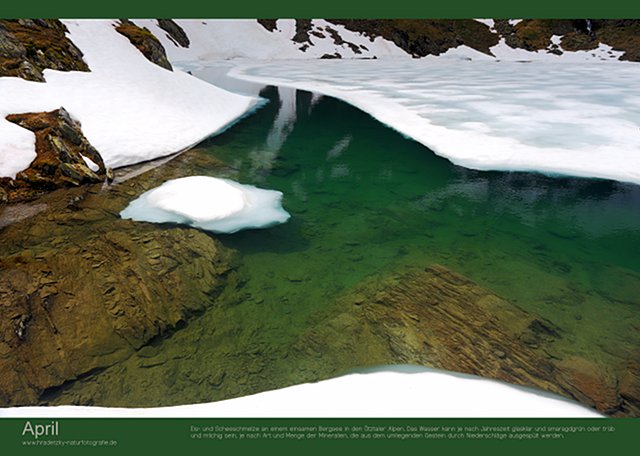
475 19 496 31
490 38 624 62
229 59 640 185
133 19 303 61
0 101 37 178
509 19 523 26
0 20 258 178
120 176 290 233
0 366 602 418
81 155 100 172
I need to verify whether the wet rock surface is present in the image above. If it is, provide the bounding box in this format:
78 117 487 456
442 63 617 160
1 108 109 202
115 20 173 71
0 19 89 82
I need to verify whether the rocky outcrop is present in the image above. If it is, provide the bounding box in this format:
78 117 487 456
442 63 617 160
331 19 500 56
0 19 89 82
115 20 173 71
0 108 110 202
156 19 190 48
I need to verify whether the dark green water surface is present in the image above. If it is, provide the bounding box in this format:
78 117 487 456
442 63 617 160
215 86 639 354
46 85 640 406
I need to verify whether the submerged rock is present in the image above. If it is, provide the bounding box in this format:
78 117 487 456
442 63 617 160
1 108 109 202
286 265 637 417
0 223 235 406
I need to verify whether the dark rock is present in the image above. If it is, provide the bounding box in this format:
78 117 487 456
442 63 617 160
156 19 190 48
0 19 89 82
115 20 172 71
293 19 313 45
2 108 107 201
257 19 278 33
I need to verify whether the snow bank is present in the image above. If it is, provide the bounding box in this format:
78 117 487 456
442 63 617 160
230 59 640 185
0 20 259 178
0 366 601 418
120 176 290 233
134 19 410 63
490 38 624 62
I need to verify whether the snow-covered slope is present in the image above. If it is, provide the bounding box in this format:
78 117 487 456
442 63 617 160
0 366 601 418
137 19 631 64
0 20 259 178
134 19 410 62
230 59 640 185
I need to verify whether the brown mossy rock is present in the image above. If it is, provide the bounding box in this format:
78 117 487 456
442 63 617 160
288 265 635 416
508 20 567 51
0 19 89 82
156 19 190 48
0 225 235 406
560 32 600 52
2 108 108 202
330 19 500 56
115 20 172 71
498 19 640 61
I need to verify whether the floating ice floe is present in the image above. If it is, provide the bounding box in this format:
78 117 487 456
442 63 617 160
230 59 640 185
120 176 290 233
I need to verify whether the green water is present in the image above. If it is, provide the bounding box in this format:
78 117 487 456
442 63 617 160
46 85 640 406
212 86 640 357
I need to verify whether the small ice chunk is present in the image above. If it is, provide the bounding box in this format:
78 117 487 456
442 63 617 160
120 176 290 233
